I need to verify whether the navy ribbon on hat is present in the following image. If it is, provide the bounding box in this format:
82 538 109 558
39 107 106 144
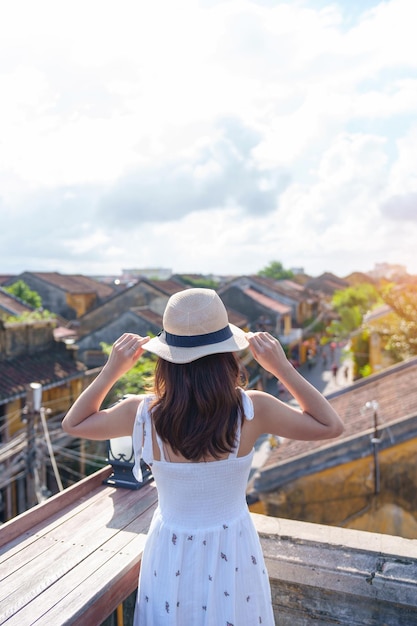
165 325 233 347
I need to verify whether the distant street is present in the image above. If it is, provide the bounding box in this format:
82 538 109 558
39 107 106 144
294 342 353 397
265 341 353 400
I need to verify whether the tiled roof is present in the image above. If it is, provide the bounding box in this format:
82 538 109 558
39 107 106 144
277 279 305 292
249 275 307 302
130 307 163 327
304 272 349 296
0 289 33 316
226 307 249 329
0 275 16 286
244 287 292 315
0 348 87 404
263 357 417 469
344 271 376 285
28 272 115 299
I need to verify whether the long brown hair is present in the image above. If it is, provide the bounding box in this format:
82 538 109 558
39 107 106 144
150 352 247 461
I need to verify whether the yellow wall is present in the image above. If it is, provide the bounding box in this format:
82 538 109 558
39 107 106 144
249 499 267 515
283 314 292 335
5 378 84 440
66 293 97 318
6 399 24 437
261 437 417 540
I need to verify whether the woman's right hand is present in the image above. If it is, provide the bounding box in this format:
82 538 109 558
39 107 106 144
104 333 150 379
245 331 344 442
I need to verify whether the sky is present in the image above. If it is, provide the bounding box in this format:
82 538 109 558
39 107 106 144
0 0 416 280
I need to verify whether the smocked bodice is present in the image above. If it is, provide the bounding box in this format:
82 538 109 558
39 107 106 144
132 390 254 529
150 451 254 529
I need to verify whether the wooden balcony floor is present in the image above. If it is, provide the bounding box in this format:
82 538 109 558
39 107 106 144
0 467 158 626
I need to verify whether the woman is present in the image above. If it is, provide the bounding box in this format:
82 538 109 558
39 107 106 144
62 288 343 625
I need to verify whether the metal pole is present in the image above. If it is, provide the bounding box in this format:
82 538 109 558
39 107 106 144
369 401 380 495
24 385 37 509
116 603 124 626
24 383 45 509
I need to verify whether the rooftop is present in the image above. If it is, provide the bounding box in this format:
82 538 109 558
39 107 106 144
0 347 86 405
23 272 115 299
0 289 33 317
243 287 292 314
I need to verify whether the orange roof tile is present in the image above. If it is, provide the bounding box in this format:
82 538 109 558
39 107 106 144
243 287 292 315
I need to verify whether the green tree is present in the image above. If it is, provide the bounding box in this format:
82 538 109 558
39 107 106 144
375 283 417 358
350 329 371 378
326 283 381 376
5 310 56 323
178 276 219 289
326 306 363 340
4 280 42 308
328 283 381 338
257 261 294 280
331 283 381 317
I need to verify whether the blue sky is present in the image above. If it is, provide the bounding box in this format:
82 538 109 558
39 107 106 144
0 0 416 279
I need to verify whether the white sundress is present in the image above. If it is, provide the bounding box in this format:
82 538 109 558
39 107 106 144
132 390 275 626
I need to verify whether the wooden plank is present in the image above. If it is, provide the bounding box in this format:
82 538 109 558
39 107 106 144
0 490 155 617
0 477 152 574
0 484 113 569
0 467 112 549
57 540 146 626
0 489 117 591
0 482 157 625
3 484 158 626
34 504 156 625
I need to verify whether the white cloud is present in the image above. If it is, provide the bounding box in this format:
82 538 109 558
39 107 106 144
0 0 416 278
386 124 417 193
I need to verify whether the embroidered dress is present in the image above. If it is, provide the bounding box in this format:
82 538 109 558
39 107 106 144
132 390 274 626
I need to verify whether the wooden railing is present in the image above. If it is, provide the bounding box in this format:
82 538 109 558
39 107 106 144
0 467 158 625
1 468 417 625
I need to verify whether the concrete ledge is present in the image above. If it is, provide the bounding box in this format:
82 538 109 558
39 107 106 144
253 514 417 625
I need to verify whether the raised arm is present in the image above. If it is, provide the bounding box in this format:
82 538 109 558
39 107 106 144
246 332 344 441
62 333 150 440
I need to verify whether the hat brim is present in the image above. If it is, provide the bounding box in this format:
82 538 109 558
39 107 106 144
143 324 249 364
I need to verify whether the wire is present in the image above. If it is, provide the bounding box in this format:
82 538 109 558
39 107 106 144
0 410 25 435
40 408 64 492
0 469 26 490
57 448 106 468
49 463 85 481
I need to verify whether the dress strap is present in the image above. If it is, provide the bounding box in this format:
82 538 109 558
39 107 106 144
132 395 156 480
132 395 168 481
229 389 254 459
240 388 255 421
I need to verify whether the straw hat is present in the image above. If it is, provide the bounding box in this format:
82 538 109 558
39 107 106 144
143 288 249 363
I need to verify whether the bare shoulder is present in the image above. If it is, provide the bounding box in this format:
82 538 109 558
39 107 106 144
103 393 148 431
105 393 144 413
243 389 284 437
246 388 280 410
119 393 147 408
